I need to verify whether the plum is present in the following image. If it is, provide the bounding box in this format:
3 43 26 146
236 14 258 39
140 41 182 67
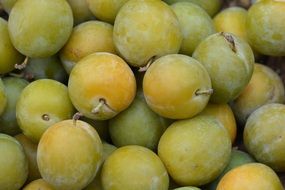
171 2 215 56
0 78 7 116
23 179 54 190
193 32 254 103
1 0 17 13
173 187 201 190
67 0 94 25
37 119 103 190
68 52 136 120
113 0 182 67
143 54 212 119
82 117 110 142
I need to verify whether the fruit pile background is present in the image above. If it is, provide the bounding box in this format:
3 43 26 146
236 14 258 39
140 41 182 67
0 0 285 189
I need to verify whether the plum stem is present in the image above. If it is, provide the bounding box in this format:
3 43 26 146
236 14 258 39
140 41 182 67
42 114 50 121
195 89 214 96
138 56 156 72
72 112 83 126
15 57 29 70
92 99 106 114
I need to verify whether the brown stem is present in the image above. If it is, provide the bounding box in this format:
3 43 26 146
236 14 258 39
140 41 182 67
15 57 29 70
42 114 50 121
138 56 156 72
195 89 214 96
92 99 105 114
72 112 83 126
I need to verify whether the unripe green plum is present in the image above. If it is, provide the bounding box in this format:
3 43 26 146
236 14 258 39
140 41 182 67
0 77 28 135
66 0 94 25
158 115 231 186
246 0 285 56
60 21 116 74
16 79 75 142
8 0 73 58
164 0 222 17
37 120 103 190
68 52 136 120
23 179 54 190
231 64 285 125
0 78 7 116
0 18 24 74
86 0 129 24
207 149 255 190
22 56 68 83
193 32 254 103
109 91 169 150
244 103 285 172
143 54 212 119
171 2 215 56
113 0 182 67
14 134 41 183
101 145 169 190
0 0 17 13
0 134 28 190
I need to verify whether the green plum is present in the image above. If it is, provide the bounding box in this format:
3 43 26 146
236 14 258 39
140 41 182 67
0 17 24 74
0 133 28 190
86 0 129 24
23 179 54 190
0 78 7 116
22 55 68 83
60 21 116 74
171 2 215 56
0 77 29 135
16 79 75 142
247 0 285 56
164 0 222 17
113 0 182 67
109 91 170 150
67 0 94 25
0 0 17 13
193 32 254 103
8 0 73 58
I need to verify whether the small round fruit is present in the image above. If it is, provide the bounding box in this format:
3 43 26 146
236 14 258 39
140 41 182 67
207 149 255 190
101 145 169 190
193 32 254 103
217 163 283 190
0 18 24 74
113 0 182 67
60 21 116 74
171 2 215 56
0 134 28 190
16 79 75 142
213 7 248 41
68 52 136 120
231 63 285 125
164 0 222 17
0 78 7 116
173 187 201 190
86 0 129 24
15 134 41 182
158 115 231 186
0 77 28 136
109 91 169 150
66 0 94 25
244 103 285 172
143 54 212 119
199 103 237 143
1 0 17 13
37 119 103 190
23 179 54 190
8 0 73 58
246 0 285 56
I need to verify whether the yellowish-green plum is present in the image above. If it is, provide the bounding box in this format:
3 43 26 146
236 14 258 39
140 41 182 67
158 115 231 186
193 32 254 103
8 0 73 58
23 179 55 190
0 134 28 190
143 54 212 119
0 78 7 116
37 120 103 190
86 0 129 24
0 0 17 13
16 79 75 142
14 134 41 183
113 0 182 67
101 145 169 190
164 0 222 17
0 18 24 74
213 7 248 41
217 163 283 190
171 2 215 56
60 21 116 74
66 0 94 25
0 77 29 136
68 52 136 120
247 0 285 56
231 64 285 125
244 103 285 172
